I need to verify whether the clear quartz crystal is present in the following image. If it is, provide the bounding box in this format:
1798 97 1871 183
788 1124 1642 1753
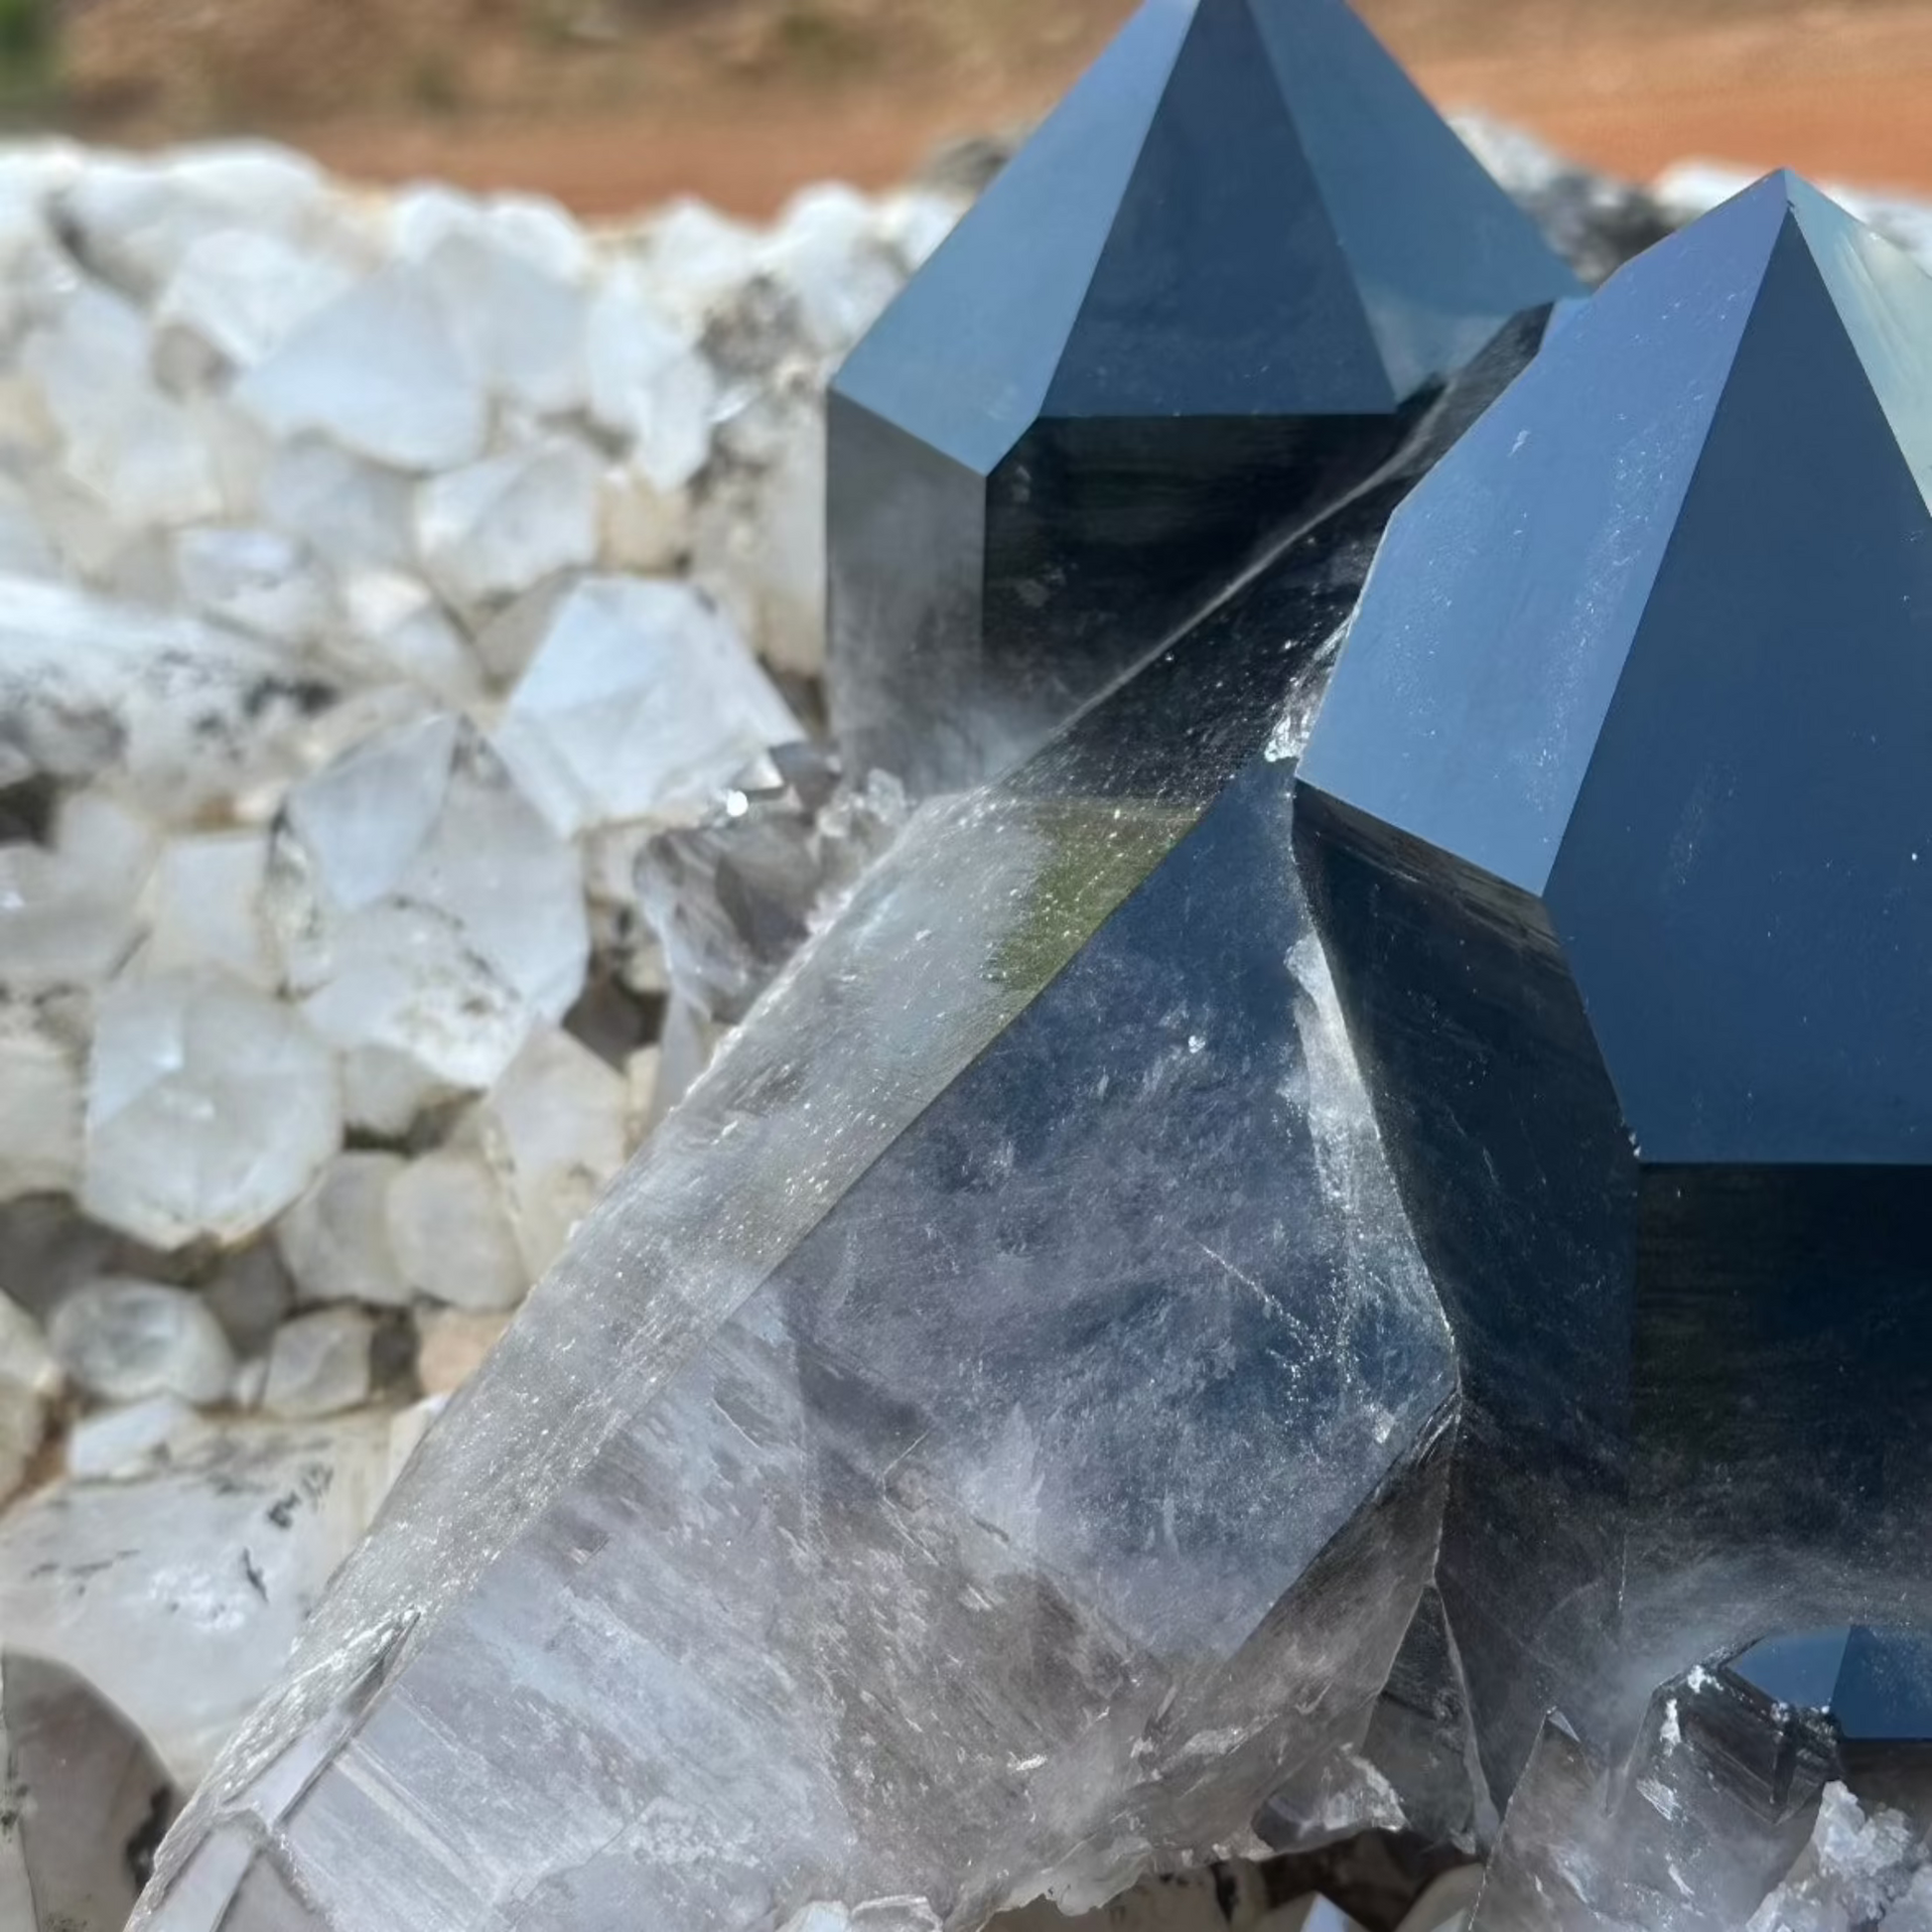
81 970 343 1249
269 712 589 1092
493 576 801 835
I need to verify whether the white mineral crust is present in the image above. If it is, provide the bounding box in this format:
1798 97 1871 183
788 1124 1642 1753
271 712 590 1091
495 576 801 834
81 969 343 1248
49 1279 234 1405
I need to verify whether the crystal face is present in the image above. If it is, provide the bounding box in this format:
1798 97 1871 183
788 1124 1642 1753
1295 174 1932 1795
131 327 1546 1932
825 0 1581 795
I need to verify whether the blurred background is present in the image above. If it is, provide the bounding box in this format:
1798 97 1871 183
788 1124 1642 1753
6 0 1928 216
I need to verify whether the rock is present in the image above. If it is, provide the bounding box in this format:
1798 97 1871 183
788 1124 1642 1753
0 1651 179 1932
258 435 415 574
263 1309 374 1420
414 437 601 615
758 183 906 359
1745 1786 1927 1932
153 228 359 377
586 262 720 492
693 397 827 676
67 1395 206 1481
138 830 276 989
0 575 327 822
0 788 155 992
270 712 590 1092
235 266 488 473
81 970 343 1249
198 1244 294 1360
0 994 86 1199
0 1412 395 1783
414 1307 511 1399
55 144 335 302
275 1153 411 1310
0 1291 61 1502
334 568 483 705
636 747 906 1025
22 280 223 528
494 577 801 836
600 461 692 575
636 198 761 338
418 220 591 417
479 1029 629 1281
384 1149 526 1312
50 1279 234 1405
173 526 335 654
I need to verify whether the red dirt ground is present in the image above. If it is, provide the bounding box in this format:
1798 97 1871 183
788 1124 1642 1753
56 0 1932 217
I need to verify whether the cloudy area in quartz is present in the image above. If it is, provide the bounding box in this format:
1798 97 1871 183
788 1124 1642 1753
8 102 1932 1932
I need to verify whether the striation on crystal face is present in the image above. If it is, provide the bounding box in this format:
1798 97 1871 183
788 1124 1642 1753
1467 1666 1845 1932
131 321 1548 1932
825 0 1582 795
1295 173 1932 1797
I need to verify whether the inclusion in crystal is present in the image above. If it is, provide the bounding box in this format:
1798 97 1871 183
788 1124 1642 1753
1296 173 1932 1795
131 322 1548 1932
826 0 1580 792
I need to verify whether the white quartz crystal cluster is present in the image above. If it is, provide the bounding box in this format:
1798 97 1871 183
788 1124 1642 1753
0 139 960 1516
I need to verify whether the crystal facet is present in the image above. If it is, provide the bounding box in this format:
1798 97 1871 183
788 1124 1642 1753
827 0 1581 792
1296 174 1932 1792
130 329 1549 1932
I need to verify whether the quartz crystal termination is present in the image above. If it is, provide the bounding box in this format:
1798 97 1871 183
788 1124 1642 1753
133 319 1549 1932
1295 174 1932 1799
826 0 1581 795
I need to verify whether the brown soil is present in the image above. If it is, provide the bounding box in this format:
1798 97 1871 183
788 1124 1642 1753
52 0 1932 216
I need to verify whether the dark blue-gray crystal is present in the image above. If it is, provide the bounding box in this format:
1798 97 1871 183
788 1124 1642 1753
827 0 1581 795
1295 172 1932 1797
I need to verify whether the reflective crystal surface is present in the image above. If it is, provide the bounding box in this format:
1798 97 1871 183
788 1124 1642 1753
1296 175 1932 1794
132 323 1547 1932
827 0 1580 793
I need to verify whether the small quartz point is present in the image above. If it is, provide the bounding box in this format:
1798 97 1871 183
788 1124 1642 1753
132 328 1543 1932
1468 1667 1847 1931
0 1651 179 1932
635 742 908 1024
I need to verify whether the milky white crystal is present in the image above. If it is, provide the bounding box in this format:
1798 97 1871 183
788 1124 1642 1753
586 263 720 492
0 1411 395 1782
495 577 801 835
138 830 276 989
481 1027 630 1280
275 1152 411 1310
49 1279 235 1405
0 997 84 1199
173 526 335 654
236 267 487 473
155 228 359 376
0 790 156 991
385 1148 527 1311
263 1308 374 1421
81 969 343 1248
414 437 601 614
270 712 589 1091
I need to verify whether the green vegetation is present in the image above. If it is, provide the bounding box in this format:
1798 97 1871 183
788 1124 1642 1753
0 0 57 113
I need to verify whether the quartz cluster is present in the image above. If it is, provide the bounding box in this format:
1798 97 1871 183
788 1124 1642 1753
8 0 1932 1923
